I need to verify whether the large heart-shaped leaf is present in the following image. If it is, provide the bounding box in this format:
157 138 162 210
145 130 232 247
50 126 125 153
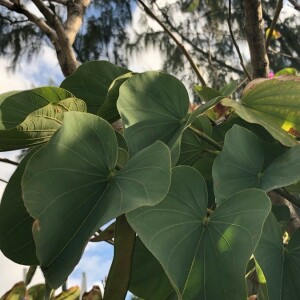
60 61 129 114
0 87 73 130
129 237 175 300
117 72 220 161
22 112 171 288
0 98 86 151
254 213 300 300
0 147 41 265
222 78 300 147
97 72 134 123
127 166 271 300
212 125 300 203
117 71 190 156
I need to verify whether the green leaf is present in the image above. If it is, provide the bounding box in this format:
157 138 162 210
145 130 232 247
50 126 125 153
0 282 26 300
22 112 171 288
61 61 129 114
55 286 80 300
178 115 213 166
117 71 189 157
0 147 41 265
212 125 300 203
127 166 271 300
222 78 300 147
182 0 200 13
97 72 135 123
187 96 224 124
275 68 298 77
129 237 175 300
220 80 239 96
194 85 221 101
0 98 86 151
0 87 73 130
27 284 46 300
254 214 300 300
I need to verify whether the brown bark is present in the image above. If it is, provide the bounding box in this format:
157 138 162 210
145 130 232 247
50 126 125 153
243 0 269 78
0 0 90 77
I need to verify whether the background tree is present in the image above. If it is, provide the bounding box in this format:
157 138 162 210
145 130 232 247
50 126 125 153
0 0 299 85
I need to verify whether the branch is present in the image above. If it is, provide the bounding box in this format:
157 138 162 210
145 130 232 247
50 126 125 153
275 188 300 209
266 0 283 50
137 0 207 86
228 0 252 81
64 0 90 45
0 178 8 184
155 5 244 76
189 125 223 151
0 0 57 42
31 0 65 39
268 48 300 60
103 215 136 300
46 0 68 5
0 158 19 166
30 0 79 76
288 0 300 11
243 0 269 78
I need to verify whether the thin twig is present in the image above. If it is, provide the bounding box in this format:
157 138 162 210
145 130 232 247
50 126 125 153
268 49 300 60
275 188 300 209
189 125 222 151
42 0 68 5
0 178 8 184
156 8 244 76
137 0 207 86
288 0 300 11
228 0 252 81
266 0 283 50
0 158 19 166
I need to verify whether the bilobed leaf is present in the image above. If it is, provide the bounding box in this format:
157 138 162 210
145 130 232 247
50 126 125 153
212 125 300 203
254 214 300 300
129 237 175 300
117 71 190 157
0 87 73 130
127 166 271 300
222 78 300 146
22 112 171 288
97 72 135 122
0 146 41 265
0 98 86 151
61 61 129 114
